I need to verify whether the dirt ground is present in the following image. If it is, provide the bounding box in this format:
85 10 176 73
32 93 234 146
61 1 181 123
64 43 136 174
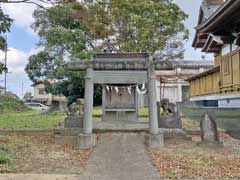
0 135 91 174
150 133 240 179
1 132 240 179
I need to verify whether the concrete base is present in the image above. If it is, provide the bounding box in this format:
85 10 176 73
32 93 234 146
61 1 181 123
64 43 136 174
159 115 182 129
148 133 164 149
55 135 78 146
64 116 84 128
102 111 138 122
77 133 96 149
54 128 84 146
54 128 83 136
160 128 187 139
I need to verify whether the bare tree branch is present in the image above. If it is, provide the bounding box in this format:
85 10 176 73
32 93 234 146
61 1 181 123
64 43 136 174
0 0 57 10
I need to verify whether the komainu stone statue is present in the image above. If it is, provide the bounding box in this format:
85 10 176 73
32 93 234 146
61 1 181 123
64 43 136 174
68 102 79 116
67 99 84 116
65 99 84 128
159 98 182 129
161 98 177 115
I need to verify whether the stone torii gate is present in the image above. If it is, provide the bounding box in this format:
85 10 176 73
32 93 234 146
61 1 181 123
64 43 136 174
67 53 173 149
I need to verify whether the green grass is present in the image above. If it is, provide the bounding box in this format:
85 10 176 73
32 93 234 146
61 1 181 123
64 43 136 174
192 158 211 167
166 170 177 179
181 108 240 117
0 96 28 113
0 110 65 130
0 142 17 173
0 106 150 130
138 107 149 117
93 106 102 116
182 118 200 130
0 146 14 164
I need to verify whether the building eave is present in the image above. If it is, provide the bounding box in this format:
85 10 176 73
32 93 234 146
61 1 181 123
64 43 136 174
192 0 240 49
196 0 240 33
186 66 220 81
202 34 223 53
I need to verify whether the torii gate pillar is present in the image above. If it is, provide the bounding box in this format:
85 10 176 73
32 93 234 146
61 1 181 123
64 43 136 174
78 67 96 149
147 62 164 148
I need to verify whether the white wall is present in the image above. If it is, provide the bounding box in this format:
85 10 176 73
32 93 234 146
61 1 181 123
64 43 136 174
33 84 52 100
0 89 4 95
218 98 240 108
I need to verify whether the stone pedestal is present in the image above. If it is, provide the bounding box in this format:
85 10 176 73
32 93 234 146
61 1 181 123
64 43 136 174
149 133 164 149
77 133 96 149
159 115 182 129
64 115 84 128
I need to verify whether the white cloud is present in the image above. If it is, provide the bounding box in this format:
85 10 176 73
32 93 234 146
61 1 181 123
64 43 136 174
1 1 52 34
0 47 41 75
2 3 36 33
0 47 41 97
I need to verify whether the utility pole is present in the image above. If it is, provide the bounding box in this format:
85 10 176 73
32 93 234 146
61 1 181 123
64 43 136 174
22 81 24 97
4 40 7 95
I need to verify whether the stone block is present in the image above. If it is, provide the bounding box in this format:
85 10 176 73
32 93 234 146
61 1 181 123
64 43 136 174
54 128 84 146
159 128 188 139
55 135 78 146
64 116 83 128
148 133 164 149
54 128 83 136
159 115 182 129
102 111 138 122
77 133 96 149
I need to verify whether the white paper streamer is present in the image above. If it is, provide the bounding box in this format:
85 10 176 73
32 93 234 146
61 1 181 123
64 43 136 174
106 85 110 92
137 85 147 94
127 86 132 94
114 86 119 93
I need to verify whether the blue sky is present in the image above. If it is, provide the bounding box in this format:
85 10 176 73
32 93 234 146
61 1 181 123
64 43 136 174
6 24 39 52
0 0 213 98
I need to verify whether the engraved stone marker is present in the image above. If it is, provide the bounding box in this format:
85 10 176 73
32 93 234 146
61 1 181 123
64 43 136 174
200 111 220 143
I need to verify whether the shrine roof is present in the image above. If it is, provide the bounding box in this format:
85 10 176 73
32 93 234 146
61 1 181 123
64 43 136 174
68 53 174 70
195 0 240 33
93 53 149 61
68 53 214 71
172 60 214 69
193 0 240 52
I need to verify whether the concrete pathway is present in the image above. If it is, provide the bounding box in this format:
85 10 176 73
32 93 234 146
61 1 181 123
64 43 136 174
81 133 161 180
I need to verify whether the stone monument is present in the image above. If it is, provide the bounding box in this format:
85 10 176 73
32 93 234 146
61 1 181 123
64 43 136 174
200 111 222 145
